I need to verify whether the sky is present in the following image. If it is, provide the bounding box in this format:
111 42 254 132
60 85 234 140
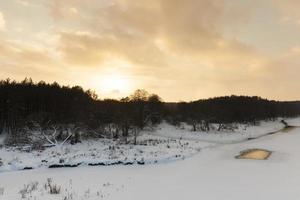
1 0 300 101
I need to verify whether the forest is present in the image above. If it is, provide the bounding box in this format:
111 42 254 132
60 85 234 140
0 78 299 147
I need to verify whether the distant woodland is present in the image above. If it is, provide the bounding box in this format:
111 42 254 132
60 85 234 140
1 78 299 147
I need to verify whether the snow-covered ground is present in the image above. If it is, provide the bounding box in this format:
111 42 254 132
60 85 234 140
285 117 300 127
149 119 286 143
0 118 289 173
0 117 300 199
0 136 208 172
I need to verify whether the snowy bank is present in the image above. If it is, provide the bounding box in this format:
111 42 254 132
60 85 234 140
149 119 287 143
1 123 300 199
0 117 299 173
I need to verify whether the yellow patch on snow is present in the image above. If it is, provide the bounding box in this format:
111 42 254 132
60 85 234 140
236 149 272 160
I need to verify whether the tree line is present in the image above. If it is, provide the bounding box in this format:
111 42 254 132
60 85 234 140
0 78 299 146
168 96 300 131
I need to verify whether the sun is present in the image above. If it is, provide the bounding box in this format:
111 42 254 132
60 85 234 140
100 73 130 94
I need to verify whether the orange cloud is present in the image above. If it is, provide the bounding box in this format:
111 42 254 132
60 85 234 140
0 12 5 31
1 0 300 101
273 0 300 24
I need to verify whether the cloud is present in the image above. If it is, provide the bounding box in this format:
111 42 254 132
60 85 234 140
0 12 6 31
261 46 300 99
1 0 300 100
273 0 300 24
0 39 53 64
56 0 256 68
69 7 78 15
51 0 275 100
0 38 66 83
57 30 169 68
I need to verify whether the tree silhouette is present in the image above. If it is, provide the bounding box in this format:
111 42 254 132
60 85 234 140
0 78 299 146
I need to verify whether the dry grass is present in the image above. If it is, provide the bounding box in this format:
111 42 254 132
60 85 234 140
45 178 61 194
0 187 4 196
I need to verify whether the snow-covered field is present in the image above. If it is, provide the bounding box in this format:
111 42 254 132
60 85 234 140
0 117 300 200
0 136 207 172
0 118 289 173
149 119 286 143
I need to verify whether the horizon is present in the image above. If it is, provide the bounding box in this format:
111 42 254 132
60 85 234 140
3 77 300 103
1 0 300 101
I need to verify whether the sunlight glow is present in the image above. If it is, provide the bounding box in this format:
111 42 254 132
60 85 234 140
100 73 130 95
